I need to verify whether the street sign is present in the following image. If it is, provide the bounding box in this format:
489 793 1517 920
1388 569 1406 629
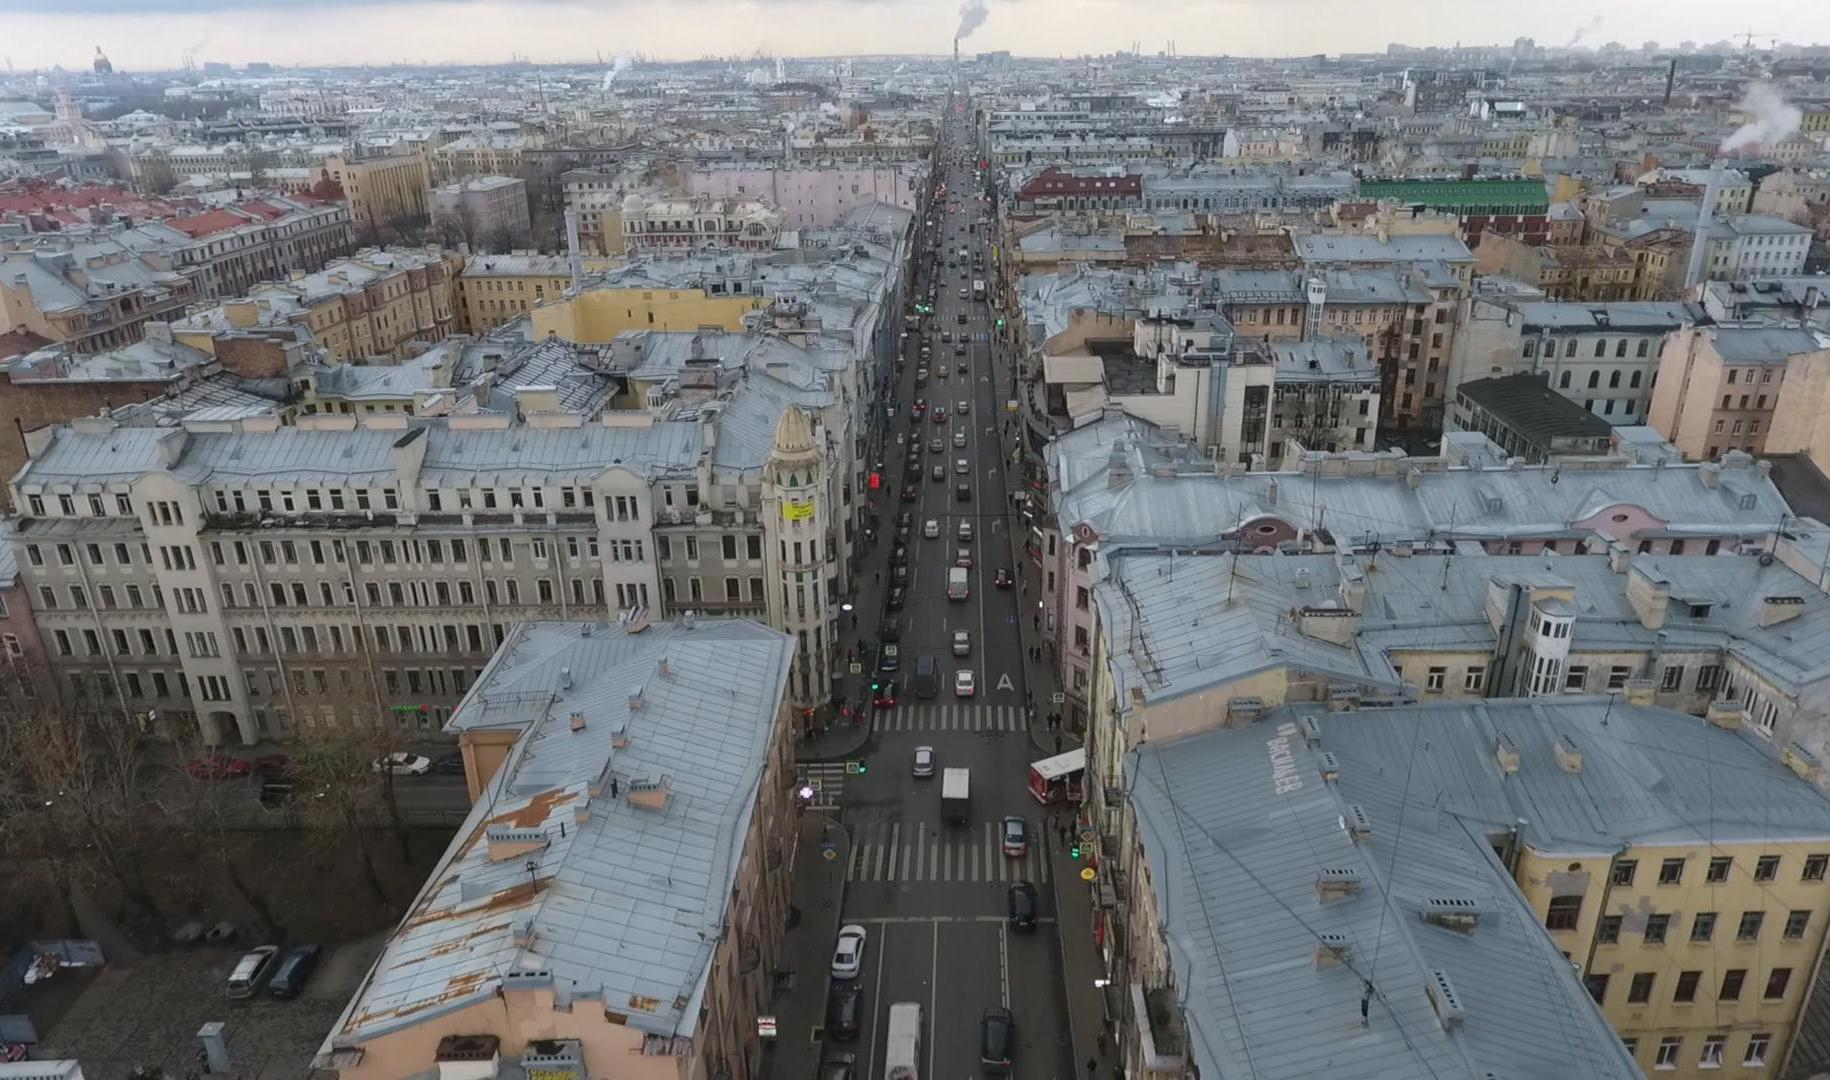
757 1016 779 1037
1051 692 1066 704
849 662 863 674
1080 829 1097 844
822 846 838 861
844 760 864 775
1079 867 1098 882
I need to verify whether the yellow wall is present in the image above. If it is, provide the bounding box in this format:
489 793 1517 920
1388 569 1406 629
529 286 764 343
1518 840 1830 1077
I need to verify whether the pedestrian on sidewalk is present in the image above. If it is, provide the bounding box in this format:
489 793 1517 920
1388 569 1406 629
1033 614 1040 631
1087 1058 1098 1078
1054 734 1062 753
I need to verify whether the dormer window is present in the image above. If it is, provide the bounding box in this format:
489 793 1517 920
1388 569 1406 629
1687 602 1713 619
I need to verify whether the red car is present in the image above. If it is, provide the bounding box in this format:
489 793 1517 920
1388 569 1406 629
994 568 1014 589
186 753 251 780
912 399 928 417
932 407 947 424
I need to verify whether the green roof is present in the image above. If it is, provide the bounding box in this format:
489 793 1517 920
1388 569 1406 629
1360 178 1549 211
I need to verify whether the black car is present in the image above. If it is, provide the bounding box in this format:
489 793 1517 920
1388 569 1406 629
980 1006 1015 1072
1008 881 1038 930
931 462 946 482
890 544 909 567
826 983 863 1040
432 752 466 776
885 586 907 611
896 512 914 537
820 1053 857 1080
956 482 972 502
266 944 321 1000
878 642 901 672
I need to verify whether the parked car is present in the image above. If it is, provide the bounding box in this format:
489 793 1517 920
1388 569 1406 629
980 1006 1015 1073
267 944 321 1000
432 752 467 776
820 1052 858 1080
826 982 863 1040
879 643 901 673
1001 816 1028 857
886 586 907 611
912 746 935 777
994 568 1014 589
896 511 914 537
955 669 976 697
225 945 279 1000
187 753 251 780
250 754 294 779
371 753 432 776
1008 881 1038 931
831 924 868 980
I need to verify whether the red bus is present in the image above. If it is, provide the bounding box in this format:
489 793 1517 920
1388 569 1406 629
1027 748 1085 804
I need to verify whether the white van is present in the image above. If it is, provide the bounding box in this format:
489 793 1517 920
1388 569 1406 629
885 1001 923 1080
226 945 279 999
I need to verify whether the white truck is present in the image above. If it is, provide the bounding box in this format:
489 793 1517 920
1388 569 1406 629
941 768 971 826
971 278 985 301
884 1001 923 1080
946 566 970 601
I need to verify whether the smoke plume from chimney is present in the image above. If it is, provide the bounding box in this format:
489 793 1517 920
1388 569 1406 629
1721 82 1803 153
955 0 989 42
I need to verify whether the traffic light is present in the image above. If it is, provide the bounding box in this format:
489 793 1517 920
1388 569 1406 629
869 471 881 491
996 317 1006 328
857 761 868 775
1069 843 1083 860
871 678 881 692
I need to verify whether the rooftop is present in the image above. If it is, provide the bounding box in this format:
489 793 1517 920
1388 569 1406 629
322 616 794 1047
1455 373 1616 443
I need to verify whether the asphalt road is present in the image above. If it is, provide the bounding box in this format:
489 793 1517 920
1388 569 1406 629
793 102 1077 1080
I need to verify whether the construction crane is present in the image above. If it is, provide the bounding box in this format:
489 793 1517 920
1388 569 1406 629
1734 29 1777 50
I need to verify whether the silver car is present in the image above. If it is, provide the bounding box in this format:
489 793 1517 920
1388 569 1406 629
953 630 971 656
913 745 936 777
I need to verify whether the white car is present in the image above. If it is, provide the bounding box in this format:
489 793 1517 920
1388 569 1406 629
371 752 432 776
832 924 868 980
955 669 976 697
957 399 970 415
957 520 973 542
953 430 967 448
913 745 936 777
953 630 971 656
923 519 941 539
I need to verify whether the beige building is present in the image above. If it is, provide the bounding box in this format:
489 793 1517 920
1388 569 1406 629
427 134 535 185
456 253 612 334
315 615 798 1080
1474 231 1639 301
619 193 781 253
429 175 531 252
172 248 461 364
321 152 431 232
1648 324 1830 462
0 238 197 353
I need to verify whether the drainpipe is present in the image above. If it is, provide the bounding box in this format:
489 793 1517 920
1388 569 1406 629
1581 843 1632 981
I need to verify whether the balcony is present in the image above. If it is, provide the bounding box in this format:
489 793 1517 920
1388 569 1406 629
202 510 402 531
1130 983 1188 1075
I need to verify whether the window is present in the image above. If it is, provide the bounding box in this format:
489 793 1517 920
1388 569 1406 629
1691 912 1717 942
1584 973 1608 1003
1425 666 1446 692
1463 665 1485 692
1546 895 1582 930
1764 967 1791 1000
1655 1037 1681 1069
1612 860 1637 887
1659 858 1685 886
1597 915 1623 944
1738 911 1764 942
1806 854 1829 882
1707 856 1732 884
1745 1034 1770 1067
1755 855 1780 882
1563 665 1588 692
1628 972 1655 1003
1785 910 1810 939
1696 664 1722 691
1674 970 1701 1003
1661 664 1684 691
1700 1035 1724 1068
1607 665 1631 690
1645 913 1671 944
1720 968 1746 1001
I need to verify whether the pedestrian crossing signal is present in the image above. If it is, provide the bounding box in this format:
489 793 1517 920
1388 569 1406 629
1070 844 1082 860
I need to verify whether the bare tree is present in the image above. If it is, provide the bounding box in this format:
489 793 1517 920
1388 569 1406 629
244 147 278 191
289 716 394 909
434 200 484 251
165 728 283 940
139 156 178 196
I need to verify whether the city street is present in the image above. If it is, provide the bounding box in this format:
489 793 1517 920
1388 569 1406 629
773 97 1078 1080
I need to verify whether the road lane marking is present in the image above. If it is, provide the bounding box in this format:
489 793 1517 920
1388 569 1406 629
999 920 1011 1008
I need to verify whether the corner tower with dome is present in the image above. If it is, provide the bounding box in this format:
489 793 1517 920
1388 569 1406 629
761 405 838 711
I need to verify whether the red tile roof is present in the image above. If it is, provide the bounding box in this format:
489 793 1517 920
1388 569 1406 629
0 328 52 362
236 200 288 222
1017 167 1142 200
168 208 250 238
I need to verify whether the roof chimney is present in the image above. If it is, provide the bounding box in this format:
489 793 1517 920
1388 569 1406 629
1553 730 1583 774
1316 867 1363 903
1705 698 1744 729
1760 595 1806 628
1493 734 1520 775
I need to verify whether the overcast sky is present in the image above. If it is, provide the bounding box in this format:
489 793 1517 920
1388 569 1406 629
3 0 1826 71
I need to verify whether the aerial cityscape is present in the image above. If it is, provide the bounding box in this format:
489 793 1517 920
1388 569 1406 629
4 6 1830 1080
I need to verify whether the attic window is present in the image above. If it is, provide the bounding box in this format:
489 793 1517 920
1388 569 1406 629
1687 602 1713 618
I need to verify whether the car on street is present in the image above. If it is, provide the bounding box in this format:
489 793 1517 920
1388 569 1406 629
831 924 868 980
1008 881 1038 931
957 312 968 323
372 753 432 776
896 511 913 537
955 669 976 697
955 549 973 569
953 629 971 656
980 1006 1016 1072
899 484 918 502
932 406 947 423
820 1052 858 1080
955 457 969 475
915 369 928 388
890 543 909 567
890 564 910 586
433 751 466 776
1001 816 1028 857
930 463 945 482
994 568 1014 589
957 399 970 414
825 983 863 1040
267 944 321 1000
878 643 901 672
186 753 251 780
958 520 974 542
873 677 900 709
885 585 907 610
940 330 952 343
954 344 966 356
912 745 935 777
923 518 941 539
927 437 943 454
956 482 971 502
953 430 967 448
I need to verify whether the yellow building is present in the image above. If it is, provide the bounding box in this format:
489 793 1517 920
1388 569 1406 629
528 282 765 343
456 253 615 334
1798 105 1829 135
321 152 431 232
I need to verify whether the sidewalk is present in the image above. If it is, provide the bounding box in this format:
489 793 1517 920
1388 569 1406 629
763 813 851 1080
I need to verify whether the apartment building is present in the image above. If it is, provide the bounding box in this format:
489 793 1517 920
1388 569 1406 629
1449 371 1616 461
1474 231 1638 301
684 163 926 228
1448 297 1703 425
1648 324 1830 461
561 166 648 255
1118 697 1830 1080
429 175 530 251
171 248 461 364
0 238 197 353
426 134 536 185
1038 413 1792 723
619 193 781 253
455 254 611 334
316 616 797 1080
321 152 431 230
1357 176 1550 243
785 127 934 164
117 194 355 300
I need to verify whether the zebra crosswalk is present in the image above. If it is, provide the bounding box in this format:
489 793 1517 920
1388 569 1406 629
874 704 1027 734
848 819 1050 885
795 762 849 811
